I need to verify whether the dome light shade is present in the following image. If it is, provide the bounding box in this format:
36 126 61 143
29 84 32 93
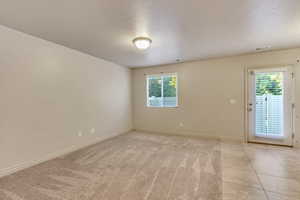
133 37 152 50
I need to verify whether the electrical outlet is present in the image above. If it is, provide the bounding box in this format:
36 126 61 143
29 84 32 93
179 122 184 127
78 131 83 137
229 99 237 104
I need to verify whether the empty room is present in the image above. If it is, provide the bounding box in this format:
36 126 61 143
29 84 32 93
0 0 300 199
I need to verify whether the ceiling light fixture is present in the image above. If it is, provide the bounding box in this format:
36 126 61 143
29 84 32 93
133 37 152 50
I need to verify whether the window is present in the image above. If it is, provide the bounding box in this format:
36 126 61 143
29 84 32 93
147 73 178 107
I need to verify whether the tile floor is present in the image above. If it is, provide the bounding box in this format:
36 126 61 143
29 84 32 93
222 141 300 200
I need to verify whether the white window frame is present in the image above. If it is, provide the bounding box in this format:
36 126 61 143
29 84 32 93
146 73 178 108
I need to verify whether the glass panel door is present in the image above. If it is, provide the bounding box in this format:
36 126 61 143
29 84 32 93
247 67 294 146
255 71 284 138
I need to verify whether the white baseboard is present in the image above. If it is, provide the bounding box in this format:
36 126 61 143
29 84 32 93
0 130 131 178
134 129 243 143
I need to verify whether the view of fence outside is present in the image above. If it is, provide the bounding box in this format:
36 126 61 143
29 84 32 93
148 97 177 107
255 94 283 136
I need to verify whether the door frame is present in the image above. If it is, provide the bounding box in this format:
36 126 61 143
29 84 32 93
244 65 296 147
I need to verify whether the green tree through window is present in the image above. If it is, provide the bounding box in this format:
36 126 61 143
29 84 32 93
256 72 283 96
163 76 177 97
148 77 161 97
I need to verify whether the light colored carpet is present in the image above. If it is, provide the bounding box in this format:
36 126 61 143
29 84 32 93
0 132 221 200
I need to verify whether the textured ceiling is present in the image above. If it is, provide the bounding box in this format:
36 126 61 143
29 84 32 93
1 0 300 67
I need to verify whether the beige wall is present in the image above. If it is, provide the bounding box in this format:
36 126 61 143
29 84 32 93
132 49 300 146
0 25 132 176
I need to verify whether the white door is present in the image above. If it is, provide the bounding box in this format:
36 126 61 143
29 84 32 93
247 66 295 146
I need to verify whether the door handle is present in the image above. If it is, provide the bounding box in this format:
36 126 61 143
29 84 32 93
248 103 253 112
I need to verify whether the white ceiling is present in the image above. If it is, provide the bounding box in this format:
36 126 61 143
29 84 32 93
1 0 300 67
